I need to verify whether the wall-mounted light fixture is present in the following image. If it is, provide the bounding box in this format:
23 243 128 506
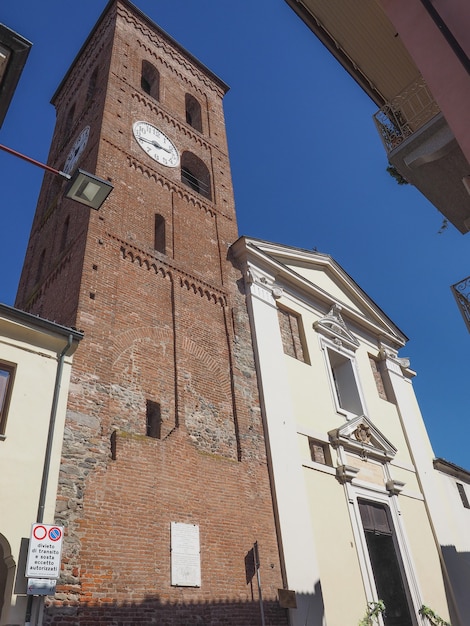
0 142 113 210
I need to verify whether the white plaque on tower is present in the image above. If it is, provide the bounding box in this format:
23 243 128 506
170 522 201 587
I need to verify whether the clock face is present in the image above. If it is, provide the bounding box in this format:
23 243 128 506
63 125 90 174
133 121 180 167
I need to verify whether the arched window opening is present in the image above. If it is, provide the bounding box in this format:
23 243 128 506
180 152 212 200
87 67 98 101
146 400 162 439
185 94 202 132
44 177 63 217
181 167 200 194
61 216 70 252
36 249 46 284
141 60 160 101
154 214 166 254
65 103 75 137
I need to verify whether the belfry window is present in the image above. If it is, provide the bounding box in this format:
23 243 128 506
141 60 160 101
180 151 212 200
65 103 75 137
61 216 70 252
36 249 46 284
185 94 202 132
87 67 98 101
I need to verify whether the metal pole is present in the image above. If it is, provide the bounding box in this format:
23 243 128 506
0 143 70 179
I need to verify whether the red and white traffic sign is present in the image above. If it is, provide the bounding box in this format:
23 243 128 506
26 523 64 579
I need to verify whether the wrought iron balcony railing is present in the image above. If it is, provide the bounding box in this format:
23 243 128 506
451 276 470 333
373 76 441 152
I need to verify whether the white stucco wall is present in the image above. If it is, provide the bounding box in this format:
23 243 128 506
0 312 79 626
233 238 453 626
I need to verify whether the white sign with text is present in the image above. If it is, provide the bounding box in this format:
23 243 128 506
26 524 64 579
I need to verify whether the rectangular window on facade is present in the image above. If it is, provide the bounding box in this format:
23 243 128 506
456 482 470 509
327 348 363 416
0 363 15 437
309 439 332 466
146 400 162 439
278 307 306 362
154 214 166 254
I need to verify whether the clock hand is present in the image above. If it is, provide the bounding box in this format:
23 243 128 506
138 136 171 153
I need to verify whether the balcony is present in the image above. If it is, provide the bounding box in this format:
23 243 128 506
373 77 440 152
373 76 470 234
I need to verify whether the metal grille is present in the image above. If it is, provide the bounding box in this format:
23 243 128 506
181 167 210 199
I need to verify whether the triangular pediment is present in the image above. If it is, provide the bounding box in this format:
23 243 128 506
231 237 407 348
314 303 359 350
328 415 397 461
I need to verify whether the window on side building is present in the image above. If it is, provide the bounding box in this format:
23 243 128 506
64 103 75 137
456 482 470 509
0 364 15 437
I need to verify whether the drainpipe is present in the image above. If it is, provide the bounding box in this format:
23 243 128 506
25 334 74 626
36 333 73 523
419 0 470 75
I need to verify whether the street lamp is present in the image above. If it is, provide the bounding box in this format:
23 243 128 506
0 142 113 210
0 24 32 128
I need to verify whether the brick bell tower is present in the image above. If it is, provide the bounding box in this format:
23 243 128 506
15 1 287 624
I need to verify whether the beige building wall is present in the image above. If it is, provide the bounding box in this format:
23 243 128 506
431 460 470 622
0 306 81 626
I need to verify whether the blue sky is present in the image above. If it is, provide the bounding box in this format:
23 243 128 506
1 0 469 468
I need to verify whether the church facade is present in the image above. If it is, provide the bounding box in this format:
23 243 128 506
232 237 454 626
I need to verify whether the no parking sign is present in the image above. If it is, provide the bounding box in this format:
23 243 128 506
26 524 64 579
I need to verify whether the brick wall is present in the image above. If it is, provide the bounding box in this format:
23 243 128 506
15 2 288 624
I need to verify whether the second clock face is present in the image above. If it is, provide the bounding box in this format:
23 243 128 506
64 125 90 174
133 121 180 167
